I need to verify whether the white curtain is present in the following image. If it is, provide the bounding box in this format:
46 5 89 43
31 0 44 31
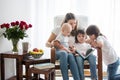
114 0 120 57
29 0 88 58
29 0 120 58
88 0 120 57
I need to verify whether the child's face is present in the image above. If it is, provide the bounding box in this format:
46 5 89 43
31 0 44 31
77 33 86 43
88 34 96 40
62 29 71 36
62 24 72 36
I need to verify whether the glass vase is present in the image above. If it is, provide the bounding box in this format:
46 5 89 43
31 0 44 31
11 39 19 53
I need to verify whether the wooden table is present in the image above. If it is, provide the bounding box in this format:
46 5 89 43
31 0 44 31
0 51 51 80
0 51 25 80
22 56 50 80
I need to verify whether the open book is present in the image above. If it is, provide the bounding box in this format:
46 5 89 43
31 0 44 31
76 48 95 59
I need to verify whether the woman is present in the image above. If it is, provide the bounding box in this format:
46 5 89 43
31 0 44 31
46 13 80 80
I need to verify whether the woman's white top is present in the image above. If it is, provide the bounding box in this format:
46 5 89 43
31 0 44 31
52 27 61 36
96 36 118 65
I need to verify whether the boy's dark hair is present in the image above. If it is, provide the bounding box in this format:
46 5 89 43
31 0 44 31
86 25 100 37
75 29 85 43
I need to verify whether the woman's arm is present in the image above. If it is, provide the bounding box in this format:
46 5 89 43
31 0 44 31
46 32 57 47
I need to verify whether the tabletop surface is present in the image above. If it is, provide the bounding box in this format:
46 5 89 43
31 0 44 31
0 50 26 55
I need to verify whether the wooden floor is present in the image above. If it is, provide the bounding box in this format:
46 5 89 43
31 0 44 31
7 70 107 80
7 76 107 80
56 76 108 80
55 69 107 77
7 74 108 80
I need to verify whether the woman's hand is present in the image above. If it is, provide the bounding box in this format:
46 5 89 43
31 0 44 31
52 40 61 48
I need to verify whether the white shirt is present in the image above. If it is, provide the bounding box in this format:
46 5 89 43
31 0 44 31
56 33 69 48
74 42 91 55
52 27 84 47
52 27 74 47
97 36 118 65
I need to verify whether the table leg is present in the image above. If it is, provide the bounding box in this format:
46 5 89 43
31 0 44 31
25 62 30 80
16 58 23 80
1 55 5 80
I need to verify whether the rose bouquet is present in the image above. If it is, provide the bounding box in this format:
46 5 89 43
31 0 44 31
0 21 32 52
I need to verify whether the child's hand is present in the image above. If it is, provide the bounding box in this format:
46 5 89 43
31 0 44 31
85 39 92 44
91 41 97 48
69 46 76 53
61 47 71 53
86 39 98 48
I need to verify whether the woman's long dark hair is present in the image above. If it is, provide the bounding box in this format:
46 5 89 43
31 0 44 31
61 13 78 36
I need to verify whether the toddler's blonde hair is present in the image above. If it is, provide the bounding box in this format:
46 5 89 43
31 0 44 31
61 23 72 32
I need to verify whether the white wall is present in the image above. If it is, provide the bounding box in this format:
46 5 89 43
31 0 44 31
0 0 32 79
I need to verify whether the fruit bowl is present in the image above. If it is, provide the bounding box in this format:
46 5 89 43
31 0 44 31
31 53 43 59
29 48 44 59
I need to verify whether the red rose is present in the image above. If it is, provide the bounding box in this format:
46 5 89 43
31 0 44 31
11 22 16 26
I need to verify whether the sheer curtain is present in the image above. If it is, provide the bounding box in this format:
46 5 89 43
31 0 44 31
29 0 120 58
114 0 120 57
29 0 88 58
88 0 120 57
